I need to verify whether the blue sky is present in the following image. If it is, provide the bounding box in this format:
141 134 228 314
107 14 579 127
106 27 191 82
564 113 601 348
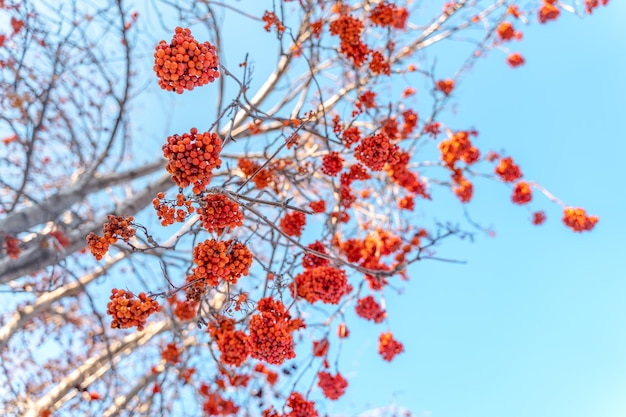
136 2 626 416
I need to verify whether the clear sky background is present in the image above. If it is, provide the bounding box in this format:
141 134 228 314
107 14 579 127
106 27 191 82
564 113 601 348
137 2 626 416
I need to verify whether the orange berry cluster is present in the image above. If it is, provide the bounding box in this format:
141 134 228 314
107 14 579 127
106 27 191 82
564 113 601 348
329 14 369 66
439 130 480 169
208 316 250 366
562 207 599 232
452 170 473 203
385 152 429 198
198 193 244 233
201 390 239 416
511 181 532 205
190 239 253 287
254 363 278 385
162 128 223 194
436 79 455 95
495 157 522 182
402 109 418 138
106 289 161 331
398 195 415 210
378 331 404 362
533 211 547 226
507 53 525 68
302 241 330 269
173 298 198 321
247 297 305 365
317 371 348 401
538 0 560 23
153 27 219 94
585 0 609 14
238 158 274 189
3 234 20 259
286 392 318 417
161 342 180 364
341 126 361 148
280 211 306 237
291 266 352 304
321 152 344 176
355 295 386 323
86 215 135 260
152 192 195 226
262 11 285 33
369 50 391 76
369 1 409 29
496 22 522 41
354 133 399 171
309 200 326 213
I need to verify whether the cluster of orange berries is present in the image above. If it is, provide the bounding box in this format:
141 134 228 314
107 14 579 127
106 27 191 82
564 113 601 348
369 1 409 29
318 371 348 400
563 207 599 232
321 152 344 176
286 392 318 417
191 238 253 287
436 79 455 95
585 0 609 14
152 192 194 226
355 295 386 323
3 234 20 259
280 211 306 237
512 181 532 205
341 126 361 148
309 200 326 213
538 0 560 23
452 169 473 203
161 342 180 364
378 331 404 362
173 298 197 321
262 11 285 33
198 193 244 233
354 133 399 171
402 109 418 137
533 211 547 226
302 241 330 269
86 215 135 260
439 130 480 169
153 27 219 94
162 128 223 194
106 289 161 331
291 266 352 304
329 13 369 66
201 390 239 416
507 53 525 68
496 22 522 42
369 50 391 76
248 297 305 365
208 316 250 366
496 157 523 182
238 158 274 189
385 152 429 198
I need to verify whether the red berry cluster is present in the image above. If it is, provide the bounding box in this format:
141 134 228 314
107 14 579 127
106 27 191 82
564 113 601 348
238 158 274 189
318 371 348 401
354 133 399 171
511 181 532 205
378 331 404 362
496 22 522 41
152 192 195 226
280 211 306 237
341 126 361 148
286 392 318 417
201 390 239 416
254 363 279 385
291 266 352 304
585 0 609 14
162 128 223 194
329 14 369 66
562 207 599 232
247 297 305 365
161 342 180 364
355 295 386 323
402 109 418 137
495 157 522 182
436 78 455 95
533 211 547 226
173 298 198 321
198 193 244 233
208 316 250 366
538 0 560 23
369 50 390 76
262 11 285 33
439 130 480 169
190 239 253 287
3 234 20 259
385 152 428 198
452 170 474 203
369 1 409 29
321 152 344 176
508 53 526 68
153 27 219 94
309 200 326 213
86 215 135 260
302 241 330 269
106 289 161 331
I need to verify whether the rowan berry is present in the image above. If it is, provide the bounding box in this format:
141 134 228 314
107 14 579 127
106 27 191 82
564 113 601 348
495 157 522 182
355 295 386 323
538 1 560 23
379 332 404 361
262 11 285 33
106 289 161 331
318 371 348 401
173 299 198 321
309 200 326 213
532 211 547 225
162 128 223 194
254 363 279 385
87 215 136 260
496 22 518 41
302 241 330 269
369 50 390 76
562 207 598 232
280 211 306 237
369 1 409 29
3 234 20 259
329 14 369 66
208 316 250 366
153 27 219 93
291 266 352 304
507 53 525 68
511 181 532 205
436 79 455 95
198 194 244 233
161 343 180 364
286 392 318 417
341 126 361 148
321 152 344 176
354 133 399 171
